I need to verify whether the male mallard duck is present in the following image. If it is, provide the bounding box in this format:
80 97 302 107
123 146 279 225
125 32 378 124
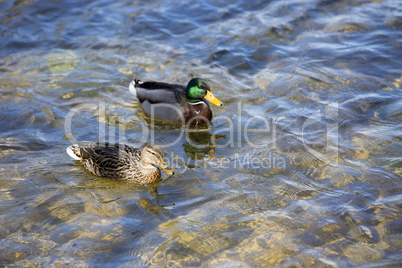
128 78 222 125
66 142 174 184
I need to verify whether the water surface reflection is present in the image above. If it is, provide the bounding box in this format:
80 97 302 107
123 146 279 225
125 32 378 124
0 0 401 266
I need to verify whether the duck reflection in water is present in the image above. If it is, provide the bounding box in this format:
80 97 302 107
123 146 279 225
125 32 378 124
183 129 226 160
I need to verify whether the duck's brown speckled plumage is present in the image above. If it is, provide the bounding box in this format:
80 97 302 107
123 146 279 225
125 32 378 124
67 142 173 184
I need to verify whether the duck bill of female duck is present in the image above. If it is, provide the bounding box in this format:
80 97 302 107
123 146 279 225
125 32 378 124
204 90 223 106
158 159 175 175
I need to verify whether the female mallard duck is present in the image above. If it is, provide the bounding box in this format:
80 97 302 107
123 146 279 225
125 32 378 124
66 142 174 184
128 78 222 125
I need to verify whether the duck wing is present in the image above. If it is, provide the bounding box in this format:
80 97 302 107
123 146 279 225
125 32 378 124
129 79 186 104
69 143 141 179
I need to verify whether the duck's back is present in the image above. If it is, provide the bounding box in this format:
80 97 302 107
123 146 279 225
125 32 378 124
68 143 142 180
133 80 186 104
129 80 188 124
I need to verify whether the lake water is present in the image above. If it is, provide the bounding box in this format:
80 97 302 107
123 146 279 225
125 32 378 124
1 0 401 266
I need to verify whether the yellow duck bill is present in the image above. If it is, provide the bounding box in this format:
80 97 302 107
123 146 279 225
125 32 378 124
158 159 175 175
205 90 223 106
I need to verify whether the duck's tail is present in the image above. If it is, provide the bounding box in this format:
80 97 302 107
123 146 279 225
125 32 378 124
129 79 142 97
66 145 81 160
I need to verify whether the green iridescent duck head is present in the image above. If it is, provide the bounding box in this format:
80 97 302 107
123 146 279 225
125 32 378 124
185 78 222 106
